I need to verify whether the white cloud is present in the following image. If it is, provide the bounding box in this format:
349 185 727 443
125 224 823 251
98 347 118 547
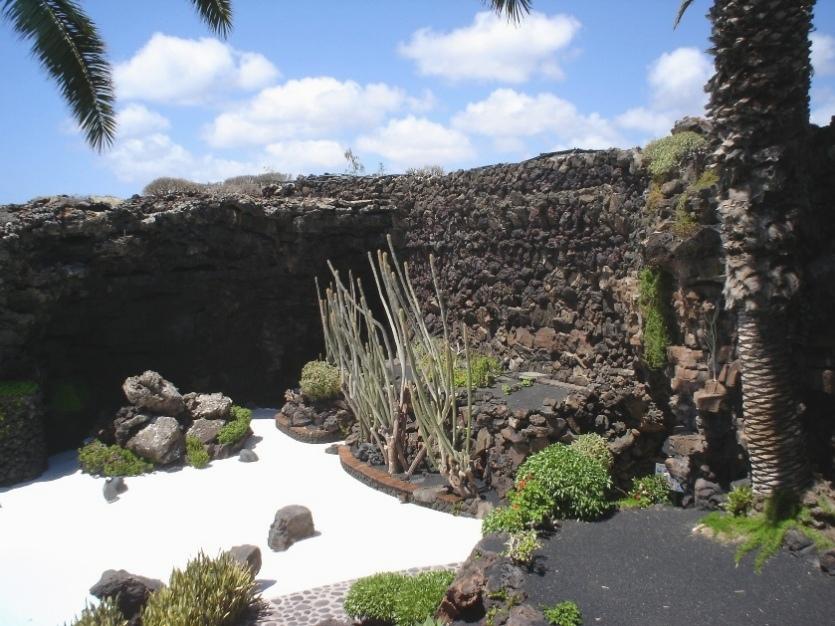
811 89 835 126
647 47 712 112
103 133 260 184
114 33 279 105
399 11 580 83
116 104 170 137
204 77 407 148
452 89 626 150
264 140 347 173
616 47 712 140
357 116 474 169
812 33 835 76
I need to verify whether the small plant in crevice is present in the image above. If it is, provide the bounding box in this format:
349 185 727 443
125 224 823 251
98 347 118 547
504 529 541 567
520 377 534 388
78 440 153 477
700 491 835 572
185 435 209 469
620 474 670 509
453 354 501 389
638 267 673 370
543 600 583 626
501 383 513 396
65 597 128 626
645 181 664 214
725 484 754 517
299 360 341 402
672 194 699 238
217 405 252 445
643 131 707 180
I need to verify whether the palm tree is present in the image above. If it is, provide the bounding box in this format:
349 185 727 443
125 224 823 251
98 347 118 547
1 0 232 150
495 0 814 495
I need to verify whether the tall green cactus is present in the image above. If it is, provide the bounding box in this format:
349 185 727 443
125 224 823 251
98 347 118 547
318 236 477 497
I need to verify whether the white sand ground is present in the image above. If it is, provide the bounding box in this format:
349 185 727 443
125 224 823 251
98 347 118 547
0 410 481 626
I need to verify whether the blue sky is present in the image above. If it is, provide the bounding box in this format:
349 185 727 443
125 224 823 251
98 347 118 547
1 0 833 203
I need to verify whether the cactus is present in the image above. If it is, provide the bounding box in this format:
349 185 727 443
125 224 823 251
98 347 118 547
318 236 477 496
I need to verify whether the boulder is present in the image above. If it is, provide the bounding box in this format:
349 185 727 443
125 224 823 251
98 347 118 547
89 569 164 621
103 477 127 503
437 536 502 622
122 371 184 415
112 408 153 447
820 549 835 576
268 505 315 551
187 418 224 445
226 544 262 577
239 449 259 463
126 416 184 465
184 392 232 421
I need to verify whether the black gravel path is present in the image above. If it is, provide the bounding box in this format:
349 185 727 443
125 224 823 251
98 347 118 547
521 508 834 626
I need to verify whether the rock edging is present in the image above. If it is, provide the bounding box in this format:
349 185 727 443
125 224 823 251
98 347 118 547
337 445 470 516
274 412 343 444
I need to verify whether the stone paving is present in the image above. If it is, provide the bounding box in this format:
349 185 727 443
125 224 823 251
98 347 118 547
256 563 461 626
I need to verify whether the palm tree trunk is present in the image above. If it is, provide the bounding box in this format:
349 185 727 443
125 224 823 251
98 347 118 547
708 0 815 494
736 312 810 493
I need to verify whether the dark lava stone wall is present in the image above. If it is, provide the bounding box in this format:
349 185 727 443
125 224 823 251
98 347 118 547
0 195 391 451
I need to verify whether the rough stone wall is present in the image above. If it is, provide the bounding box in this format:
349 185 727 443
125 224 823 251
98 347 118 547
2 132 833 489
0 195 391 450
0 386 46 486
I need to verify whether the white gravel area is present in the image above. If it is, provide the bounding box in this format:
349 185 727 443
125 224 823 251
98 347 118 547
0 409 481 626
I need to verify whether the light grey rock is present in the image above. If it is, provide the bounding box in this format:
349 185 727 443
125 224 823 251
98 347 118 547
268 505 315 551
238 449 258 463
187 418 224 445
103 477 127 502
126 416 184 465
226 544 262 576
413 486 446 505
184 392 232 421
122 371 184 415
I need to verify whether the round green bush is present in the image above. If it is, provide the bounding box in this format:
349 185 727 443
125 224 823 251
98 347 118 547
627 474 670 508
570 433 614 471
141 552 259 626
299 360 341 402
343 570 454 626
78 441 153 477
482 505 526 535
515 443 612 521
543 600 583 626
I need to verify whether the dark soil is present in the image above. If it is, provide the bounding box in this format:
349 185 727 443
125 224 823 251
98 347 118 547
514 507 834 626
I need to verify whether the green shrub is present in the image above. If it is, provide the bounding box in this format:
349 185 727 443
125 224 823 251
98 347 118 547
217 405 252 445
65 598 128 626
300 360 341 402
515 443 612 521
726 485 754 517
520 377 534 388
454 354 501 389
645 181 664 213
504 529 540 566
142 177 204 196
501 383 513 396
638 268 672 370
570 433 613 471
0 380 38 398
141 551 260 626
643 131 707 179
692 168 719 191
627 474 670 508
343 570 455 626
543 601 583 626
185 435 209 469
78 440 153 477
672 196 699 238
482 505 526 535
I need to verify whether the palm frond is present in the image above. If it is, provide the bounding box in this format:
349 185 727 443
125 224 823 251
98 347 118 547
189 0 232 37
674 0 694 29
2 0 115 150
486 0 532 23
